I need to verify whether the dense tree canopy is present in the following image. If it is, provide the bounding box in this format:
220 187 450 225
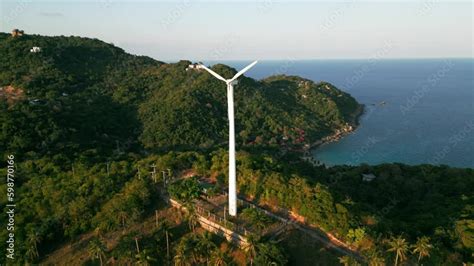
0 33 360 158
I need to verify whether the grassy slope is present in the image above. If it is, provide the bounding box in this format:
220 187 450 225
41 203 183 265
41 205 341 266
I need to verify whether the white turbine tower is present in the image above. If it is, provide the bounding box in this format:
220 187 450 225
200 61 258 216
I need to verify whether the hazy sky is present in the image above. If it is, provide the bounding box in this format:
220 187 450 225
1 1 472 61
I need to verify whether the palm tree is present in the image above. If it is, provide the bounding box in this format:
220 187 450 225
26 230 41 261
210 248 234 266
412 236 432 263
368 254 386 266
117 210 129 229
338 256 360 266
174 253 192 266
88 237 107 266
166 229 171 261
130 208 142 222
135 249 157 266
174 236 194 266
185 204 199 232
25 247 38 263
154 221 174 265
339 256 351 266
94 226 103 239
244 234 259 266
158 221 173 262
196 232 216 264
254 213 268 234
386 235 409 266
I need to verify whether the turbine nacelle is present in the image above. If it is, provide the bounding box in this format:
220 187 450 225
200 60 258 86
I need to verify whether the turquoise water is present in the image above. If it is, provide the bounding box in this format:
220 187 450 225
213 59 474 168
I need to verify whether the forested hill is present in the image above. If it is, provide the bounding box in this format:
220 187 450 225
0 32 360 160
1 33 473 266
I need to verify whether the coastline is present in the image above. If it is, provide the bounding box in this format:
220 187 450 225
302 104 365 164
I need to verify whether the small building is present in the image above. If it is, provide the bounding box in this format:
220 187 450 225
362 173 377 182
30 47 41 53
11 29 24 37
186 63 205 71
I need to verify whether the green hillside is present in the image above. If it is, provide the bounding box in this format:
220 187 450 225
0 32 361 158
0 32 360 265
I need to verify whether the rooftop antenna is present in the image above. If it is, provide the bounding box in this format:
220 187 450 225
200 61 258 216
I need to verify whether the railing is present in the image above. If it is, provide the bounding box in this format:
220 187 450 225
160 178 362 261
167 197 249 246
194 204 250 236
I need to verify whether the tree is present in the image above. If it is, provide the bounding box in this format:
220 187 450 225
174 234 195 266
157 221 173 262
174 252 192 266
88 237 107 266
338 256 360 266
254 241 288 266
135 249 157 266
241 208 270 234
339 256 351 266
367 253 385 266
195 232 216 264
117 209 129 229
347 228 366 247
386 236 409 266
94 226 104 240
210 248 235 266
412 236 432 263
244 234 259 266
25 230 41 262
185 204 199 233
167 177 201 203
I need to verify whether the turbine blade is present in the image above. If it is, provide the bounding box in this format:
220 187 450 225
230 60 258 82
199 64 227 82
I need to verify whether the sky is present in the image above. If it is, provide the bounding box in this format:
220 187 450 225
1 1 472 61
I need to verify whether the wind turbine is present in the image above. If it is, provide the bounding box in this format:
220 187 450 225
200 61 258 216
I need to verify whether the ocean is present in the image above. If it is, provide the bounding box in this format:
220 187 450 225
210 59 474 168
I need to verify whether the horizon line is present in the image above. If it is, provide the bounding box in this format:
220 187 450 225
162 57 474 63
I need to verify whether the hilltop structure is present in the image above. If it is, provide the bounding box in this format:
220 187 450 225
11 29 24 37
186 63 205 71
